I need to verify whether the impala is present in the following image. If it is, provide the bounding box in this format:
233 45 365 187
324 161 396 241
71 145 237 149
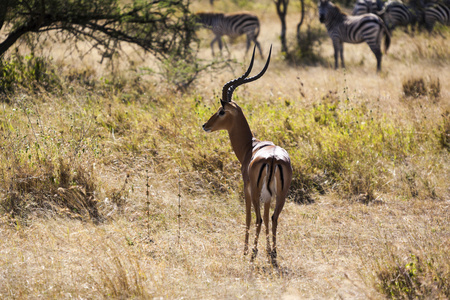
202 46 292 266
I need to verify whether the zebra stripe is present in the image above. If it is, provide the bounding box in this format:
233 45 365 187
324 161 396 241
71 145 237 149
352 0 384 15
424 2 450 32
195 12 263 56
383 1 417 31
319 0 391 71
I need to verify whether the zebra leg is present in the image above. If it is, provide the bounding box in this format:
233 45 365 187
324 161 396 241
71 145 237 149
369 45 382 72
246 34 263 58
333 40 345 69
332 40 340 69
211 35 224 56
254 39 263 58
218 38 223 54
246 35 251 54
340 42 345 69
210 36 219 56
426 20 435 33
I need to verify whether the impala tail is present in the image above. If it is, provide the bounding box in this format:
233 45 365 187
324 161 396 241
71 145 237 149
254 146 291 203
257 162 287 203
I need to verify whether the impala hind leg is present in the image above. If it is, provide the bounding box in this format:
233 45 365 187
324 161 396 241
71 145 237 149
271 195 286 267
251 199 262 262
263 201 272 259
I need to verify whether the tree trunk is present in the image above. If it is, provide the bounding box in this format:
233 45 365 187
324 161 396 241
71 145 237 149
274 0 289 54
296 0 305 45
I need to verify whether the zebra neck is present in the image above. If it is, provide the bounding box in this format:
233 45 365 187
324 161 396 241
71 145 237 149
326 11 346 30
200 13 224 26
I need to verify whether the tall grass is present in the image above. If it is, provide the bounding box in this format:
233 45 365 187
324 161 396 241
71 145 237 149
1 48 448 217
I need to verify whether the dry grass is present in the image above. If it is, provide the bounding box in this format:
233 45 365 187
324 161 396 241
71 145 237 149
1 189 448 298
1 0 449 298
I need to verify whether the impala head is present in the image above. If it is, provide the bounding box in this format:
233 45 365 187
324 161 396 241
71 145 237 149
202 45 272 133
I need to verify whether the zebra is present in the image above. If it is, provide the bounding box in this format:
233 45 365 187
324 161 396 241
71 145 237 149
383 1 418 31
423 2 450 32
352 0 385 15
195 12 263 57
319 0 391 71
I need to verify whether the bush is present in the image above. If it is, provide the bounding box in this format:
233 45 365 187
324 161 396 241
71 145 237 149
402 76 440 99
439 110 450 150
377 254 450 299
0 51 60 95
0 101 102 223
288 25 327 66
2 159 100 222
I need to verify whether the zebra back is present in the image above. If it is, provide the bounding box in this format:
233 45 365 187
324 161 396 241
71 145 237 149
195 12 260 38
352 0 385 15
384 1 416 29
424 2 450 31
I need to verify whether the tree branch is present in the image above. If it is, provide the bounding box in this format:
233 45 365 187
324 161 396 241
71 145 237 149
0 0 197 59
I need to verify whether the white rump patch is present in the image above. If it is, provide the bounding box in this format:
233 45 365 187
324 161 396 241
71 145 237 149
260 165 277 204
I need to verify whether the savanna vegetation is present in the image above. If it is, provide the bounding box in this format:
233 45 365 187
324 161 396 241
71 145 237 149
0 0 449 298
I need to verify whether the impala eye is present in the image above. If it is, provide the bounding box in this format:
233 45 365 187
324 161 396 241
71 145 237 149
219 110 225 116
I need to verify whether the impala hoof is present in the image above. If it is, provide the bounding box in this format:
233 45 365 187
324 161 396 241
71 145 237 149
270 250 278 268
251 248 258 261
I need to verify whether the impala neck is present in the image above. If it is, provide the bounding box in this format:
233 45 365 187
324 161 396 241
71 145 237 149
228 111 254 165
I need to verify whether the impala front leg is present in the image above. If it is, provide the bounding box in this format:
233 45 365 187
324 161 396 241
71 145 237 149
244 184 252 256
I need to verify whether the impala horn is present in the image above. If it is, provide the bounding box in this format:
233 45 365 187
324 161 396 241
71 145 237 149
221 45 272 107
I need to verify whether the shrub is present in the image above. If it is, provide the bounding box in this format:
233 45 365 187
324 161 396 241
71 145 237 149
438 110 450 150
402 76 441 99
377 254 450 299
429 78 441 98
1 158 100 222
288 25 327 66
0 51 60 95
0 102 102 223
403 77 427 98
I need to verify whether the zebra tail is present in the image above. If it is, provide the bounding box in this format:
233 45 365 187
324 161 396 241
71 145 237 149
255 22 261 38
380 21 391 53
384 29 391 53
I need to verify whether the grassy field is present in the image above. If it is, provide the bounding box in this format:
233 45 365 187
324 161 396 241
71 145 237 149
1 0 449 298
